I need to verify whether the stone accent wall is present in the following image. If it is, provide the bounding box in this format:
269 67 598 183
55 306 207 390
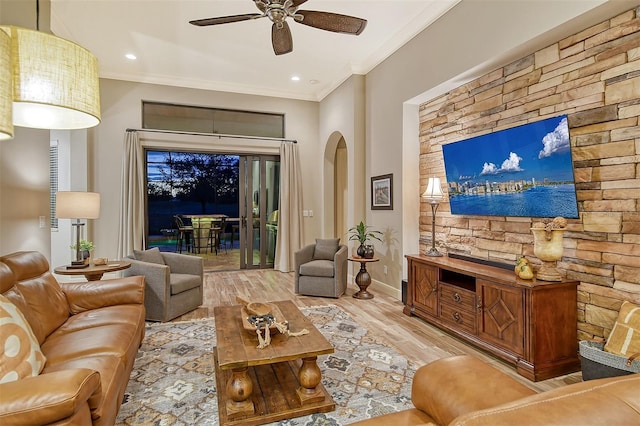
419 7 640 340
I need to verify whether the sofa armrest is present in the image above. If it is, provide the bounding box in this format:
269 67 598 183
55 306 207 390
62 276 145 314
0 369 100 426
161 252 203 276
412 356 536 425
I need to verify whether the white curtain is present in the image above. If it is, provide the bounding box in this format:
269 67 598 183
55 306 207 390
117 130 146 258
274 141 304 272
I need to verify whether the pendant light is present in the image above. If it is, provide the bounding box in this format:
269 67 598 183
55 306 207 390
3 0 101 130
0 27 12 140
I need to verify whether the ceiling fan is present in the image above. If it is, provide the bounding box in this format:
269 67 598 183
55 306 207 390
189 0 367 55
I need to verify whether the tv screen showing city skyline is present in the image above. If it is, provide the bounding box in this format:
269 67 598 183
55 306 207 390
442 115 579 218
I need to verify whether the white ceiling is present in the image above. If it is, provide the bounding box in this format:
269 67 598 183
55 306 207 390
50 0 460 101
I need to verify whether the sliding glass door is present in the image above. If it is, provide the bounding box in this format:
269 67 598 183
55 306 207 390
239 155 280 269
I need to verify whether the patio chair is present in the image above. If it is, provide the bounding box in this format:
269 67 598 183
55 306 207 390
174 215 193 253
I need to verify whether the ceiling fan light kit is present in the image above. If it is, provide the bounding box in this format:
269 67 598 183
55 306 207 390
190 0 367 55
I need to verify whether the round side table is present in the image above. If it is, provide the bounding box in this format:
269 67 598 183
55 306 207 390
348 256 379 299
54 261 131 282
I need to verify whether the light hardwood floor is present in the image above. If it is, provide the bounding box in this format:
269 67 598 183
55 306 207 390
174 268 583 393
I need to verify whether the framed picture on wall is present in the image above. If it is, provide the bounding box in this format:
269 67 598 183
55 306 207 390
371 174 393 210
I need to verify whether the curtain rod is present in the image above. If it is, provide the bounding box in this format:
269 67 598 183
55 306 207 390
126 128 297 143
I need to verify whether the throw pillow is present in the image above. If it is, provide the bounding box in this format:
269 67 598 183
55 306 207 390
0 294 47 384
133 247 165 265
313 238 340 261
604 300 640 357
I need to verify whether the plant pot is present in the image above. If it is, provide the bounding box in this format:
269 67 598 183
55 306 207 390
363 245 375 259
356 244 366 258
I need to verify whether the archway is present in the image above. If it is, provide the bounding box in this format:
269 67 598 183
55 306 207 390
323 131 348 241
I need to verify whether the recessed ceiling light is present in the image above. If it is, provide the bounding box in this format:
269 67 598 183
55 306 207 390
125 53 137 60
309 79 319 85
291 75 300 81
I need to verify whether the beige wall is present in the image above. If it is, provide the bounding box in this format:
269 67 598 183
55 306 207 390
361 0 634 296
319 75 366 242
418 7 640 340
1 0 634 300
0 127 51 257
93 79 320 259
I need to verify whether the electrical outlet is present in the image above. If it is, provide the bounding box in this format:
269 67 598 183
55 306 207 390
39 216 46 228
383 265 388 275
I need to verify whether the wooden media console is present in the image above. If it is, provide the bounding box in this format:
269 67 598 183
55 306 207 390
404 254 580 381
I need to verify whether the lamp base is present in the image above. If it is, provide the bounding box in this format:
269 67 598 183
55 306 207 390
425 248 443 257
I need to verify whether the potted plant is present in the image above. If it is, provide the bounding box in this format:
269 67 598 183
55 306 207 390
348 221 383 258
71 239 95 262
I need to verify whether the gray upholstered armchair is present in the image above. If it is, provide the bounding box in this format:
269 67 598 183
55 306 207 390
124 247 203 321
295 238 348 298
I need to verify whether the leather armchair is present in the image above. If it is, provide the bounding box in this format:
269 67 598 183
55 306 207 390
351 355 640 425
294 239 347 298
124 250 203 321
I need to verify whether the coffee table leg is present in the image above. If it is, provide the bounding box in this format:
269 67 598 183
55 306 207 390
225 367 254 417
296 356 325 404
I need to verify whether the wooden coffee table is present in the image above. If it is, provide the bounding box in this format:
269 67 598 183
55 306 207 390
213 300 335 425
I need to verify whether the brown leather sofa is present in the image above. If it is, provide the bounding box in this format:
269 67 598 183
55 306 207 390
0 251 146 425
352 355 640 425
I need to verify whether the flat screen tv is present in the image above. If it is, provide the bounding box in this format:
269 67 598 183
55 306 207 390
442 115 579 218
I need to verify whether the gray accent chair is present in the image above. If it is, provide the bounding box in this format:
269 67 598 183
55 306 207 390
124 248 204 321
294 239 348 298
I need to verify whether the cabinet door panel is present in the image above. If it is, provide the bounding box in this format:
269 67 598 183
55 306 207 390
478 279 525 356
413 262 438 316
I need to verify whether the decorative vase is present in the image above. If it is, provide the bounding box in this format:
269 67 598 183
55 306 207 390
356 244 366 258
363 245 375 259
531 228 565 281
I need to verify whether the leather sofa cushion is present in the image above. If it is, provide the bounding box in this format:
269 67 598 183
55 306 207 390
41 317 140 367
55 305 145 334
349 408 436 425
43 354 124 419
299 259 335 278
0 262 14 293
170 273 202 295
1 253 70 344
453 374 640 425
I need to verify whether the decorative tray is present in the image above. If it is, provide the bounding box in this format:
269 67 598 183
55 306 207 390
240 303 286 334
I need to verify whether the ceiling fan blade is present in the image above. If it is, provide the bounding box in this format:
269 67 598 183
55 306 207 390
272 21 293 55
290 0 309 7
189 13 262 26
296 10 367 35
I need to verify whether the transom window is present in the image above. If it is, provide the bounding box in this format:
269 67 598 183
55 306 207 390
142 101 285 138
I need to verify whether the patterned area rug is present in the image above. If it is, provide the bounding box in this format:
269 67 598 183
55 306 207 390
116 305 417 425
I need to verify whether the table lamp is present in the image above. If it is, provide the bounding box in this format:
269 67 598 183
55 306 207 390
56 191 100 268
422 177 444 257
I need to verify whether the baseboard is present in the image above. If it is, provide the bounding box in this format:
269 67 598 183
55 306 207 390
347 272 402 300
